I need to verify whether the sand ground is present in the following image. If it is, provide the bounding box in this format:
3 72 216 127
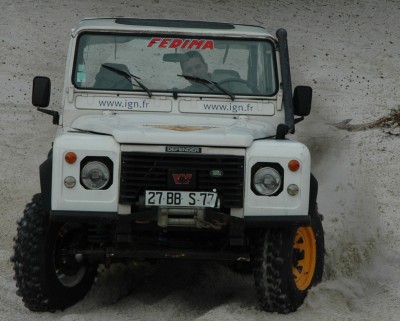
0 0 399 320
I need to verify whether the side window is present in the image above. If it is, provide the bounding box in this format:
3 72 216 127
212 48 249 80
75 35 121 88
264 45 276 94
247 43 277 95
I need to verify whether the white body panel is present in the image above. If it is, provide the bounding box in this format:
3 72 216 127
47 18 312 220
51 132 120 212
245 140 311 217
70 113 275 147
51 129 311 218
72 18 276 40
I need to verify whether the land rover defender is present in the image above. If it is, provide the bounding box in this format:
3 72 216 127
12 18 324 313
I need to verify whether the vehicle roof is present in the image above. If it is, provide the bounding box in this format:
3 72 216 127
72 18 276 40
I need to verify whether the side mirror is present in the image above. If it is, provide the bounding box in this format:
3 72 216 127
32 76 51 107
293 86 312 116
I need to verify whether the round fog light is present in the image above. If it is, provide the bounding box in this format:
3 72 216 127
287 184 299 196
64 176 76 188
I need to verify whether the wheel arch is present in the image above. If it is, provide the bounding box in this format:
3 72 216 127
309 173 318 215
39 153 52 211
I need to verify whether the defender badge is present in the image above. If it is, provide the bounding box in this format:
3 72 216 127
166 146 202 153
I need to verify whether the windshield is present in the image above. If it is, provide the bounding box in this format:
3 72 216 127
73 33 278 96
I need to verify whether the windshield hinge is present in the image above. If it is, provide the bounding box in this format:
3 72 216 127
68 85 74 103
276 88 283 111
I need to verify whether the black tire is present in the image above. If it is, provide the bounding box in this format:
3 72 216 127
227 259 253 274
250 208 324 313
11 194 98 311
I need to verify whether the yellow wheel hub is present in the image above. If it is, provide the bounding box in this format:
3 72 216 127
292 226 317 290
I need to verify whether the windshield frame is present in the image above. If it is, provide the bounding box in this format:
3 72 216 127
71 31 279 98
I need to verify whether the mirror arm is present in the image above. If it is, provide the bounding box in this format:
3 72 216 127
294 116 304 124
275 124 290 140
37 108 60 125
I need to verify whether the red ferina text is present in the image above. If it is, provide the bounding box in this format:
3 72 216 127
147 38 214 50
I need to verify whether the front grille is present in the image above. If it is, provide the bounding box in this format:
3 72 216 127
120 152 244 208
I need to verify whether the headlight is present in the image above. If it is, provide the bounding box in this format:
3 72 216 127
253 167 282 196
81 161 110 190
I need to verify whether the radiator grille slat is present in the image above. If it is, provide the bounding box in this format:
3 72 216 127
120 152 244 208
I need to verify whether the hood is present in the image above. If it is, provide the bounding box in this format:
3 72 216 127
70 113 275 147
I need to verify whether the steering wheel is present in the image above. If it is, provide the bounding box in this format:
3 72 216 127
217 78 256 93
111 77 132 90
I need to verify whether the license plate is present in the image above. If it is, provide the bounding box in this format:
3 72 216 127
145 191 218 208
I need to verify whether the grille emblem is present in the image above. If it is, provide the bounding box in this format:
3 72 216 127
210 170 224 177
166 146 202 153
172 174 193 185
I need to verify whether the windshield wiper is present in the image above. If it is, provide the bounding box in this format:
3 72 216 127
101 63 152 97
178 74 235 101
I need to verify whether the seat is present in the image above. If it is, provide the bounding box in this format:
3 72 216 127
212 69 255 94
93 63 132 90
212 69 241 82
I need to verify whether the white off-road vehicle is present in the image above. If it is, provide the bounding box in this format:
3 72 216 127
12 18 324 313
